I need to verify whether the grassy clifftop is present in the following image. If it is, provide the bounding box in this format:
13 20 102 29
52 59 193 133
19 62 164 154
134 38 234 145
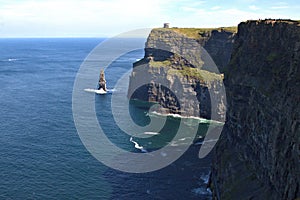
153 26 237 39
148 60 223 82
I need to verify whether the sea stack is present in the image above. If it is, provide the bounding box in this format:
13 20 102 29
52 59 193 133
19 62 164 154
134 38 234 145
98 69 107 91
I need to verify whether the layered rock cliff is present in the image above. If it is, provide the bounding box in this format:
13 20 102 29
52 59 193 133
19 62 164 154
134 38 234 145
128 27 235 120
210 19 300 200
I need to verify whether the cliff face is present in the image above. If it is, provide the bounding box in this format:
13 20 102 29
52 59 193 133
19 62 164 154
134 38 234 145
144 28 235 73
204 30 235 73
211 20 300 200
128 28 234 120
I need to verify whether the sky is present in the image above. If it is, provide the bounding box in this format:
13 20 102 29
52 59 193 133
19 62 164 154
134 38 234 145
0 0 298 38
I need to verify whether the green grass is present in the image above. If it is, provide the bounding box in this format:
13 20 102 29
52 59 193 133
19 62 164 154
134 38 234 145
168 67 203 80
169 66 222 82
149 60 172 67
153 26 237 39
149 60 223 82
172 28 210 39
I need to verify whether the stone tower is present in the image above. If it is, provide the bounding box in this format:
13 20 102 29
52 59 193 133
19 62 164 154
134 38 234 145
163 23 170 28
98 69 107 91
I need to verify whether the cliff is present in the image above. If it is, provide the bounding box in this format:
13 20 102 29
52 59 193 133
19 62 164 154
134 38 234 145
128 27 235 120
144 27 236 73
210 19 300 199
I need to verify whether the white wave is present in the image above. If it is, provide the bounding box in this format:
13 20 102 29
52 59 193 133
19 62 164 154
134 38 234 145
160 152 167 157
170 141 179 147
130 137 147 153
200 173 210 184
2 58 18 62
107 88 116 92
170 144 179 147
194 141 203 146
193 139 217 146
84 88 115 94
84 88 97 93
149 111 223 124
143 131 160 135
203 139 218 143
191 187 212 196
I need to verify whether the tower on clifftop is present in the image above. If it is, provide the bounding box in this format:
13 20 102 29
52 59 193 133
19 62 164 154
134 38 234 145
163 23 170 28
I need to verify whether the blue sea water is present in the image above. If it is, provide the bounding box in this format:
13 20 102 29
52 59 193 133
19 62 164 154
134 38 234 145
0 38 213 199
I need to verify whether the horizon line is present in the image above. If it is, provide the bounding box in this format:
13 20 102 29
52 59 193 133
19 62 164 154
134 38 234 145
0 36 108 39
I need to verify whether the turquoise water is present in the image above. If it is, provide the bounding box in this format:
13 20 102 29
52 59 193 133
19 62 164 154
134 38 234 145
0 38 213 199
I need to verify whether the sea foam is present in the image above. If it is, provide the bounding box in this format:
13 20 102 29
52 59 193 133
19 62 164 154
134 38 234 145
130 137 147 153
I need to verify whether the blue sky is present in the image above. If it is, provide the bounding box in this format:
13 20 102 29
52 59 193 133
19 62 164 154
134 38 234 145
0 0 298 37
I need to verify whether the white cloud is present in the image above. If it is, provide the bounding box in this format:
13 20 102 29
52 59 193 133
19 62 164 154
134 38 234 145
190 1 206 6
276 1 288 5
249 5 260 10
270 5 289 9
239 0 257 2
181 6 198 12
170 7 292 28
211 6 221 10
0 0 298 37
270 2 289 9
176 0 206 7
0 0 170 37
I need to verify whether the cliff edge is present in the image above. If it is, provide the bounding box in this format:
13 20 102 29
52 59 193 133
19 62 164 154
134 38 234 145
128 27 235 120
210 19 300 200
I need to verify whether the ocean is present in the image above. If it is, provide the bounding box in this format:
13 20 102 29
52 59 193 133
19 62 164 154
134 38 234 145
0 38 214 199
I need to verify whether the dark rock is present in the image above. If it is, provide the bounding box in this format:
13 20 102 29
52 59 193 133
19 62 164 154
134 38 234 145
210 19 300 200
